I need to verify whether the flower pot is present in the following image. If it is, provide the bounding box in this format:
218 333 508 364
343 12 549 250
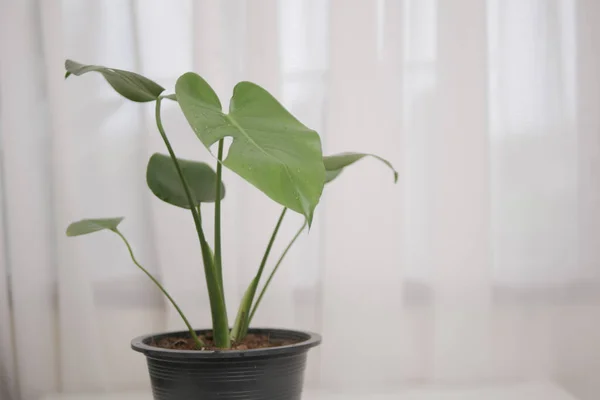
131 328 321 400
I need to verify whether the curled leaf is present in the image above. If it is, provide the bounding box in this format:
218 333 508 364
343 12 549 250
324 152 398 184
65 59 164 102
66 217 124 236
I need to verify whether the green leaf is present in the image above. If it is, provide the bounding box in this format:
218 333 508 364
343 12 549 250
146 153 225 209
175 73 325 225
230 277 258 342
324 152 398 184
66 217 124 236
64 59 164 102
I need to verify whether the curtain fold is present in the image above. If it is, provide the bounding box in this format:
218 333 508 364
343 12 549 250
2 1 600 399
321 0 404 388
0 2 59 399
430 0 492 382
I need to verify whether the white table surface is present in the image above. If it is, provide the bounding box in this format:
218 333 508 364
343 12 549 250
42 381 578 400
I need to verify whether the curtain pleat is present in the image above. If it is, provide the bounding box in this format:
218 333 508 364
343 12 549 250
0 1 59 398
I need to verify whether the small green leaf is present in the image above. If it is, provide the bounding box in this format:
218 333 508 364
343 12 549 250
230 277 259 342
175 73 325 225
64 59 164 102
66 217 124 237
146 153 225 209
324 152 398 184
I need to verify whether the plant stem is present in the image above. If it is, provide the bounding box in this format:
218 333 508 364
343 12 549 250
155 97 230 348
196 205 230 348
250 215 307 323
257 208 288 284
113 229 205 349
214 139 224 289
230 207 288 341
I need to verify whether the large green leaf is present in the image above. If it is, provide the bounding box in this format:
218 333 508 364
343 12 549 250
146 153 225 208
66 217 124 236
175 73 325 224
65 60 164 102
324 152 398 184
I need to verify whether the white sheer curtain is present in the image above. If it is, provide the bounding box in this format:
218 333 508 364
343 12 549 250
1 0 600 399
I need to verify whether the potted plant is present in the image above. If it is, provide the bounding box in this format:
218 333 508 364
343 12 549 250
64 59 397 400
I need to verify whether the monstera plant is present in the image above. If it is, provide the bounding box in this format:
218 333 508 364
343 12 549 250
64 60 396 354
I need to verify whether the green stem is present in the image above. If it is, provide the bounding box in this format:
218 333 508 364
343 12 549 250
113 229 205 349
250 216 307 323
155 97 201 230
230 208 288 341
196 206 230 347
257 208 288 282
214 139 224 289
155 98 230 348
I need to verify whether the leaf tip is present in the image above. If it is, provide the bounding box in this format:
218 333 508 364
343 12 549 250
64 59 74 79
305 209 314 230
393 170 399 183
65 224 75 237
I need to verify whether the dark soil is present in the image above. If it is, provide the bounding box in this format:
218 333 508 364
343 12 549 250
151 333 298 351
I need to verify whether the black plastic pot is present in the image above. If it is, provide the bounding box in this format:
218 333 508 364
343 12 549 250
131 328 321 400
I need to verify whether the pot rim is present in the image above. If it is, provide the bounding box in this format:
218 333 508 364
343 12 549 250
131 327 322 359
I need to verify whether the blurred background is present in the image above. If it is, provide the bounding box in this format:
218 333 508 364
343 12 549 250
1 0 600 399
